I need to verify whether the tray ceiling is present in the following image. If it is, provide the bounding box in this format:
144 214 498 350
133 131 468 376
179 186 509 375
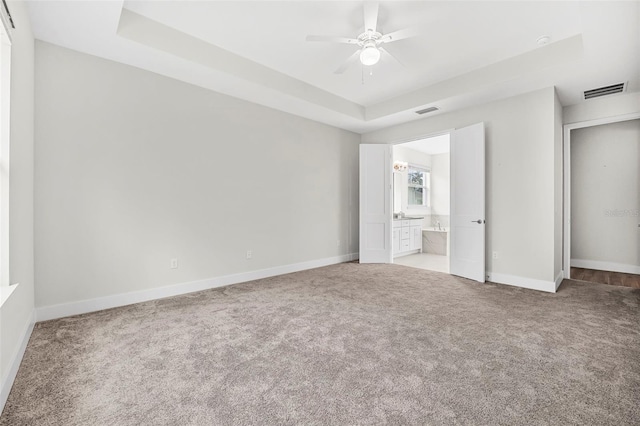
26 1 640 133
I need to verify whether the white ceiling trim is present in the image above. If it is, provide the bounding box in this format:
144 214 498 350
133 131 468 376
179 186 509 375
117 7 584 131
118 9 364 119
367 35 584 120
25 1 640 134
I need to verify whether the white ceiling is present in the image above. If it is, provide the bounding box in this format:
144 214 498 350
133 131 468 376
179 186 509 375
25 1 640 134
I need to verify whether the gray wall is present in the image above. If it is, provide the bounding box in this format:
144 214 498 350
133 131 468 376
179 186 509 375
1 0 35 391
570 119 640 271
363 87 559 284
34 42 360 308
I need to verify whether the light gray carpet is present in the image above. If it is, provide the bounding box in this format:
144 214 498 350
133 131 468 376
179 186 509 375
2 263 639 425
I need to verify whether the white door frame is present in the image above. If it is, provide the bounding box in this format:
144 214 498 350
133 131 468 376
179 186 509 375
387 128 455 270
562 112 640 279
388 130 454 147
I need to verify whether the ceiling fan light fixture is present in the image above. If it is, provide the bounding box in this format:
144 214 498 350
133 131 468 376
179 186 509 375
306 2 419 73
360 44 380 66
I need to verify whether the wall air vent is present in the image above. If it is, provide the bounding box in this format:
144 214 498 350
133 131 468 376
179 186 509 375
415 106 439 115
583 82 626 100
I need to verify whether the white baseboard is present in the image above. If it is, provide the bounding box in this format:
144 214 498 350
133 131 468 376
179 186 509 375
486 272 557 293
555 271 564 291
36 253 359 322
571 259 640 275
1 309 35 414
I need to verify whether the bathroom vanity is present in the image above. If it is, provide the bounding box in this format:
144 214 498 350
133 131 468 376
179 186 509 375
392 218 423 257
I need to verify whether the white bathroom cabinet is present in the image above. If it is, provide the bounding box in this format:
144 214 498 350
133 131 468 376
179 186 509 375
393 219 422 257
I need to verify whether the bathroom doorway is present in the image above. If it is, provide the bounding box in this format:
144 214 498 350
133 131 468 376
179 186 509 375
392 133 451 273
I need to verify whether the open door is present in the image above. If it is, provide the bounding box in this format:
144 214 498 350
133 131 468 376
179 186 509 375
450 123 485 282
359 144 392 263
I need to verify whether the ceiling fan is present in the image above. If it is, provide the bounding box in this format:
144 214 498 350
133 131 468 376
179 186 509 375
306 2 419 74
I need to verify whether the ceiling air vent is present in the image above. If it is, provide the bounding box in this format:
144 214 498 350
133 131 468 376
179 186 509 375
583 82 626 100
415 106 439 115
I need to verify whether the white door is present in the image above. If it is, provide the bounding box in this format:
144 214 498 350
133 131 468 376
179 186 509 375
450 123 486 282
359 144 392 263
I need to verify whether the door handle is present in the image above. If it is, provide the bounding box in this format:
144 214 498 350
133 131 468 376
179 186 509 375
471 219 485 224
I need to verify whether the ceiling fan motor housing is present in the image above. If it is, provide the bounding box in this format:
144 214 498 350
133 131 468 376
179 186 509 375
357 31 383 48
358 31 383 65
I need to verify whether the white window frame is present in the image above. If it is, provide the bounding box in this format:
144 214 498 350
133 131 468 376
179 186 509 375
407 164 430 208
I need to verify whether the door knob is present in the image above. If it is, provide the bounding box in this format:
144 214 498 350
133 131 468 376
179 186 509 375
471 219 485 224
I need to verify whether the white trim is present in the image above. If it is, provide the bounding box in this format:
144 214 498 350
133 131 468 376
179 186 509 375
0 282 17 308
388 129 455 146
571 259 640 275
564 112 640 129
555 271 564 291
562 112 640 280
1 309 35 413
563 124 570 279
36 253 358 322
487 272 557 293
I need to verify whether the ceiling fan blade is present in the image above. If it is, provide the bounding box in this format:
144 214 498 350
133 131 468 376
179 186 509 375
380 47 405 68
380 27 420 44
306 35 358 44
363 2 379 33
334 49 362 74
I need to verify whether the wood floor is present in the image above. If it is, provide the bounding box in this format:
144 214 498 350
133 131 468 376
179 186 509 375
570 267 640 289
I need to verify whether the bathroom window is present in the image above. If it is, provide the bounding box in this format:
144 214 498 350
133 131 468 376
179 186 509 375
407 165 430 207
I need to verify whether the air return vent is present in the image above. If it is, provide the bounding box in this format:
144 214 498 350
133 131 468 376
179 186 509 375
415 106 439 115
583 82 626 100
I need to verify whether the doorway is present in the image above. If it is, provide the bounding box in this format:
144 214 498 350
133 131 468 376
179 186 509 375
563 114 640 289
359 122 486 283
391 134 451 273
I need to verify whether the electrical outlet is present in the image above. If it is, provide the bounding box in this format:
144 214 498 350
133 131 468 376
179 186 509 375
337 240 341 247
170 258 178 269
246 250 252 260
492 251 498 260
